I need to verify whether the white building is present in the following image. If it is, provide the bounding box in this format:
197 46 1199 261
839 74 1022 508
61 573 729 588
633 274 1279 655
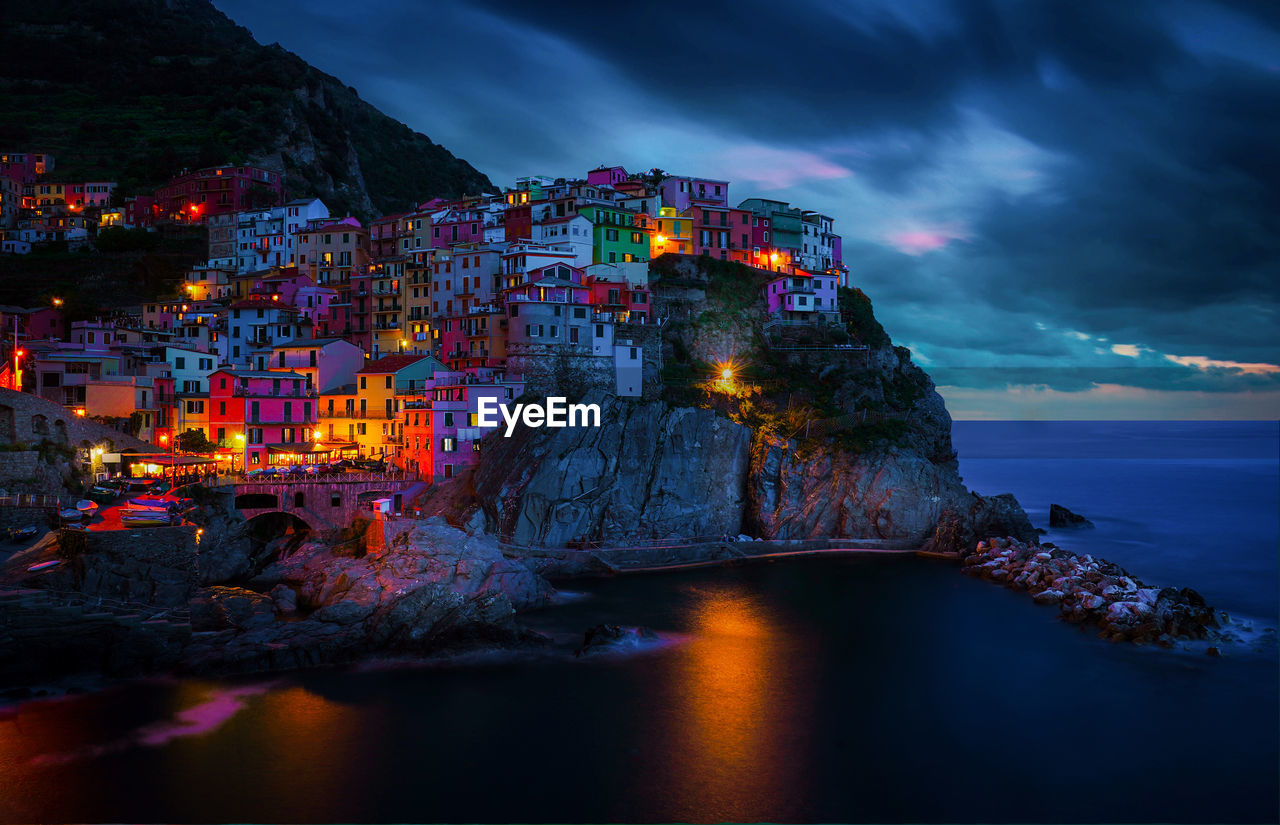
531 215 593 268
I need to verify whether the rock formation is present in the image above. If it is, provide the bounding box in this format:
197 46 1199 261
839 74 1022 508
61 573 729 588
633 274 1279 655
181 517 554 674
962 537 1220 644
1049 503 1095 528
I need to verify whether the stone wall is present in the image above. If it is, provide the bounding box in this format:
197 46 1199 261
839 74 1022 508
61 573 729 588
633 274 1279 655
0 505 57 532
0 387 151 451
36 526 200 607
0 450 78 497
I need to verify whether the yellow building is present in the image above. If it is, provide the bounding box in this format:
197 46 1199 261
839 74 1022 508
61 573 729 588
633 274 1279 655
370 256 407 358
651 206 693 256
317 386 363 458
402 249 434 356
350 354 447 461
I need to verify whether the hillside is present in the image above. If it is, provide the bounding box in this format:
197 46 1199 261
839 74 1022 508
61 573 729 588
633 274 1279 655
1 0 493 217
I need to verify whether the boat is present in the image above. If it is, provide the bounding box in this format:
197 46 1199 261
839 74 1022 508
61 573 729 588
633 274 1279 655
128 497 175 511
76 499 99 516
27 560 63 572
7 525 39 542
87 486 118 504
119 510 173 527
58 508 84 521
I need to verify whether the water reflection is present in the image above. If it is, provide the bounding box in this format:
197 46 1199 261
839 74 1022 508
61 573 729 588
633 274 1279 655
652 583 817 822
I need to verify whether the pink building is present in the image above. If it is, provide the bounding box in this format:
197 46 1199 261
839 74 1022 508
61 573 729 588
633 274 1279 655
586 165 628 186
763 271 840 320
208 369 319 469
429 206 486 249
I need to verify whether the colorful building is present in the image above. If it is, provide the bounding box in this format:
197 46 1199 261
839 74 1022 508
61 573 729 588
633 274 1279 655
651 206 693 257
155 165 283 223
577 204 651 264
208 369 319 468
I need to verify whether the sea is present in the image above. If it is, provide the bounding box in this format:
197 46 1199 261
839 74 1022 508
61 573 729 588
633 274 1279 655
0 421 1275 823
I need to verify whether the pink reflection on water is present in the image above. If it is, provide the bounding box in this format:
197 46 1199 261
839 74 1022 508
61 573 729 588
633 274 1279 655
28 682 276 766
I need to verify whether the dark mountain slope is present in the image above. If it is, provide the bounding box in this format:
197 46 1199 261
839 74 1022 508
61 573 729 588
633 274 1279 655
1 0 493 217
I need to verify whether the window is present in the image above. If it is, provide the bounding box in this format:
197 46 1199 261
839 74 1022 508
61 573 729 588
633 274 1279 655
175 357 185 369
606 228 618 241
360 377 367 390
444 412 454 427
385 376 393 389
441 437 456 452
331 492 342 508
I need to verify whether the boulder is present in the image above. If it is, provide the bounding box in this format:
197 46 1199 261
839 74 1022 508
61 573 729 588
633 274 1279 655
575 623 660 656
189 586 276 632
1049 504 1094 529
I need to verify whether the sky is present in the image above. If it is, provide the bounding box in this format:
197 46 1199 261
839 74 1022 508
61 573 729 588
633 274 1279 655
212 0 1280 420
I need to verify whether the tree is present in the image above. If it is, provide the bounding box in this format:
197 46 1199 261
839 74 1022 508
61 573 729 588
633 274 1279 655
176 428 216 454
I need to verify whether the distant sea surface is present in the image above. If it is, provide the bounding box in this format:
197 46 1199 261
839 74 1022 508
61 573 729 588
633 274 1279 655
0 421 1275 824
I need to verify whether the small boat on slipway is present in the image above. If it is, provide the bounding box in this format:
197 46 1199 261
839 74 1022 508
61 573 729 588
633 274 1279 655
76 499 98 516
127 496 175 511
119 510 174 527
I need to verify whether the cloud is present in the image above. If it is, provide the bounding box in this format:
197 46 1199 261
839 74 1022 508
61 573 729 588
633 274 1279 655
209 0 1280 417
1164 354 1280 375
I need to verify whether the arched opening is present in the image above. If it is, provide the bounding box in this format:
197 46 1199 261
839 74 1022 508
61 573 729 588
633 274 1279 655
235 492 279 509
31 413 48 437
243 511 312 573
53 418 68 444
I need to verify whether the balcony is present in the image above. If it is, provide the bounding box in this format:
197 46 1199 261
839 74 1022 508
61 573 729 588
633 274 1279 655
317 408 393 420
231 386 318 398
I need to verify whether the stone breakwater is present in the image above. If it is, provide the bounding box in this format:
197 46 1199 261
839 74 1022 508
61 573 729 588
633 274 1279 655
962 537 1220 646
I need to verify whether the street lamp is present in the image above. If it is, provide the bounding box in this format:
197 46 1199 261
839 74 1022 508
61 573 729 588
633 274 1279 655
158 433 171 487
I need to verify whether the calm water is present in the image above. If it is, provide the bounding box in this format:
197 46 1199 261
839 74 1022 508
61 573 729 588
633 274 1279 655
0 422 1275 823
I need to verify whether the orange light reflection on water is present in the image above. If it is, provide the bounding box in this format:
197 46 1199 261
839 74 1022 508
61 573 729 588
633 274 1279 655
650 584 817 822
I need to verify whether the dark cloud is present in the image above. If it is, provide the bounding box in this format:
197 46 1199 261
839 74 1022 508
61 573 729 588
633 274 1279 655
211 0 1280 414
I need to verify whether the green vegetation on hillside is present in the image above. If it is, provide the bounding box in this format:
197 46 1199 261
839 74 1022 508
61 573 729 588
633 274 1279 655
653 255 933 455
1 0 493 216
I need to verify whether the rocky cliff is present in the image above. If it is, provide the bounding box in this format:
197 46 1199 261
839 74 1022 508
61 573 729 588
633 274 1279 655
464 255 1036 550
0 516 554 682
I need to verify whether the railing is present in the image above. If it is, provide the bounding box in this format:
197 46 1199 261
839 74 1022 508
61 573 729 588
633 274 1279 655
316 409 392 419
214 469 419 486
0 493 66 509
231 386 318 398
765 343 869 353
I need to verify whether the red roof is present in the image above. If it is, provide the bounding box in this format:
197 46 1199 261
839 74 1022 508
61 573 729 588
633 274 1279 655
357 354 427 375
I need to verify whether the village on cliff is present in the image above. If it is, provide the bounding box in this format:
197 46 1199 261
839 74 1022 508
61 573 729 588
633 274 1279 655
0 153 848 486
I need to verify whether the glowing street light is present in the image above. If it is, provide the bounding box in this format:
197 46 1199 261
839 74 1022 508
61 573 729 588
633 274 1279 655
52 297 63 307
720 366 734 381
